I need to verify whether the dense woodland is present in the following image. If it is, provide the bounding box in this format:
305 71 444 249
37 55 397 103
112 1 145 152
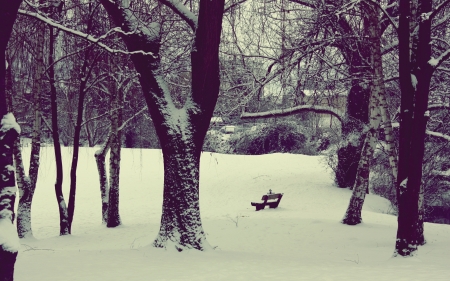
1 0 450 279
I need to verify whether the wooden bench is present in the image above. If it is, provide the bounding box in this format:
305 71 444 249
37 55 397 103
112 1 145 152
251 191 283 211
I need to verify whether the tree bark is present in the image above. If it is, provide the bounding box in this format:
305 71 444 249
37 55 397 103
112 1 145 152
15 18 46 241
342 1 388 225
95 132 112 224
100 0 225 250
48 25 70 236
0 116 20 281
0 3 22 278
395 0 432 257
333 12 371 188
153 136 205 251
107 80 122 228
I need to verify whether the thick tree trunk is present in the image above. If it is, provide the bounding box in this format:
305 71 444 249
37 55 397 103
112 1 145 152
48 26 69 236
153 137 209 251
95 132 112 224
100 0 225 250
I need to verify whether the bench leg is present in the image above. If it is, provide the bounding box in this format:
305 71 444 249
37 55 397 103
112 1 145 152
255 204 265 211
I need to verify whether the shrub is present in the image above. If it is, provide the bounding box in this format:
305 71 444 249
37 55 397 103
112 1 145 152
228 122 310 155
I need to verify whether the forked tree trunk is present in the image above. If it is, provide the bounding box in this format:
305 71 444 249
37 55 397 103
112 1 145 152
49 26 69 236
395 0 432 256
67 52 90 233
100 0 225 250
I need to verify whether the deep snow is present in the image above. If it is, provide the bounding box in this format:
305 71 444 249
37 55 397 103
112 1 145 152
12 148 450 280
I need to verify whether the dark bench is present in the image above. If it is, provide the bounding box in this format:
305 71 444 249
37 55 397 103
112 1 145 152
251 191 283 211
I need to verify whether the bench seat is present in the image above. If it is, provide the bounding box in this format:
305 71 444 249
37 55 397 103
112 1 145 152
251 193 283 211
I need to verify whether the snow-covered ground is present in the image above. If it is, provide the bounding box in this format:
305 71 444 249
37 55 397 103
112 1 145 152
13 148 450 280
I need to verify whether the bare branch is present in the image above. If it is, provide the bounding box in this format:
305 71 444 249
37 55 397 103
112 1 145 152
241 105 344 123
118 107 148 131
17 9 155 57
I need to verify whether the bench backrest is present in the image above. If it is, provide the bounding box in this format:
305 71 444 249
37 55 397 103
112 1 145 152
262 193 282 200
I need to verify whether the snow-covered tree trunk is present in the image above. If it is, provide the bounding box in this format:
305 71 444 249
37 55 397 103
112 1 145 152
95 132 111 224
0 115 21 281
153 133 206 251
107 84 122 228
100 0 225 250
0 1 22 279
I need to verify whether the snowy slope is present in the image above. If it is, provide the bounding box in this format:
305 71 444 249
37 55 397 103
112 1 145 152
13 148 450 280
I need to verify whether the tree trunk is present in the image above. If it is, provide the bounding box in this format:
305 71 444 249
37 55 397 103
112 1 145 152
95 132 112 224
0 2 22 278
153 135 208 251
67 48 91 233
0 116 20 281
378 92 397 182
342 1 388 225
48 25 70 236
100 0 225 250
395 0 432 257
335 21 371 188
107 83 122 228
16 19 46 239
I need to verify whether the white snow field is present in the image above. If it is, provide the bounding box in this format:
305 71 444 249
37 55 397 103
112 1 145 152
13 148 450 280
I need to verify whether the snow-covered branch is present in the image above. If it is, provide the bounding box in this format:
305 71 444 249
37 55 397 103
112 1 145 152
17 9 155 57
426 130 450 142
429 48 450 69
429 0 450 20
428 103 450 111
288 0 316 8
240 105 344 123
159 0 198 31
